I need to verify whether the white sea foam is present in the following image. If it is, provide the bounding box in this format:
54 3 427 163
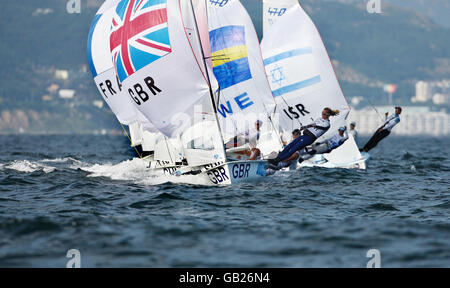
5 160 56 173
74 158 165 184
72 158 213 186
40 157 81 164
80 158 148 180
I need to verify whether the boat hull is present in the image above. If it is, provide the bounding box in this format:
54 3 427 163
169 160 268 186
298 152 370 170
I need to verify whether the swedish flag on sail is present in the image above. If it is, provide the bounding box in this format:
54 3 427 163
210 26 252 90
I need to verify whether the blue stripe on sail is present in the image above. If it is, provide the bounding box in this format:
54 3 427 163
263 47 313 66
272 75 322 97
141 0 167 9
129 45 161 71
213 58 252 90
116 0 128 20
87 14 102 78
143 27 170 46
116 51 128 82
209 26 246 53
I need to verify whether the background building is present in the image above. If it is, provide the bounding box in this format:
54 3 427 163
412 80 450 105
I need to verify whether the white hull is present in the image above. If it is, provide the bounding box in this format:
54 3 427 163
203 160 268 186
145 160 268 186
298 152 370 170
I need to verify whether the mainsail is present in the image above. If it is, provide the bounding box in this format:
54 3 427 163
262 0 299 35
206 0 282 157
261 3 363 165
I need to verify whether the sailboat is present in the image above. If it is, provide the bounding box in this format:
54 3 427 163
261 0 370 169
87 0 283 185
88 0 193 174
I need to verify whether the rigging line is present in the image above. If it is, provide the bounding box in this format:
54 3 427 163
367 98 385 123
216 87 221 110
163 136 175 164
120 123 143 159
278 94 303 128
190 0 227 159
260 100 284 147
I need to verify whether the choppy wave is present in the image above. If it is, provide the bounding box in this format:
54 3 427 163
0 135 449 267
2 156 218 186
4 160 56 173
40 157 82 164
72 158 218 186
72 158 171 185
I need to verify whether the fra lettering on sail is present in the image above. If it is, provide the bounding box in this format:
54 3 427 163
98 75 122 99
128 76 161 105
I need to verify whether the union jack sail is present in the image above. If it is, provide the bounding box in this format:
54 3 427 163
110 0 172 82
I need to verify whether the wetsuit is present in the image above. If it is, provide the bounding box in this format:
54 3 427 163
362 114 400 152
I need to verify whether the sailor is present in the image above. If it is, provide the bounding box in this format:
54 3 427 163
291 128 301 140
287 129 301 170
360 106 402 152
268 107 340 166
246 120 262 160
298 126 349 163
225 120 262 160
266 129 302 174
268 126 349 170
349 121 359 146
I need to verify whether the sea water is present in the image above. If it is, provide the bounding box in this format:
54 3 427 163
0 135 449 267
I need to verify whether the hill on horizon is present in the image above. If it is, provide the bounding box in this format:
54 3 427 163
0 0 449 133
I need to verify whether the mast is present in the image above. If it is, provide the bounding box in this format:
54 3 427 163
188 0 227 159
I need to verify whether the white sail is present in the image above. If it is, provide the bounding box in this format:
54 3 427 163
178 0 227 167
191 0 213 69
128 121 143 146
263 0 299 35
154 134 184 164
89 0 162 156
111 0 212 137
88 0 144 126
110 0 226 166
261 4 363 165
206 0 282 157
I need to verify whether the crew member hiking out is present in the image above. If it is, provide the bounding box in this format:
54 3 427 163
360 106 402 152
266 129 302 174
268 126 349 171
268 107 340 166
298 126 349 164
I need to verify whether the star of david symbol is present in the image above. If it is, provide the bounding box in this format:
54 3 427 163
270 64 285 87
